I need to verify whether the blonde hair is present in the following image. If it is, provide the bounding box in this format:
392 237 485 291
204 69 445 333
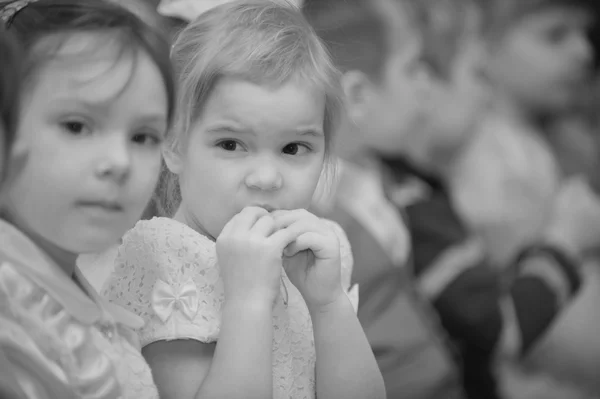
156 0 342 216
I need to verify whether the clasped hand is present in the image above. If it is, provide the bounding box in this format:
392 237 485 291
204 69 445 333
216 207 344 311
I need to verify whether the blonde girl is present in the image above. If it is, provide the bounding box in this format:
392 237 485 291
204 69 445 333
103 1 386 398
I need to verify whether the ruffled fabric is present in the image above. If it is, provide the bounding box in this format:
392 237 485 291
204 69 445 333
0 263 158 398
0 219 158 399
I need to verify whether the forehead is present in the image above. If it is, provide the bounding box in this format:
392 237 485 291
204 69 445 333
202 77 326 131
29 32 140 104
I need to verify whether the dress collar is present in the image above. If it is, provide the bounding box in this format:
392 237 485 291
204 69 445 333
0 219 143 329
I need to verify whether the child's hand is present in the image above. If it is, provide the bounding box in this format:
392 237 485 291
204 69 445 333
271 209 344 311
544 176 600 256
217 206 293 307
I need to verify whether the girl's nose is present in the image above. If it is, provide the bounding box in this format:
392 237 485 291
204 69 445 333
244 158 283 191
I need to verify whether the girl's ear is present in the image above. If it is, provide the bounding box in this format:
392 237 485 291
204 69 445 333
162 145 184 175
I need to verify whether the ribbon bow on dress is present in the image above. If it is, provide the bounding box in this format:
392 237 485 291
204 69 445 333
152 278 199 323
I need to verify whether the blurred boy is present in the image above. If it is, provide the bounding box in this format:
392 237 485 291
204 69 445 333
383 0 600 398
451 0 596 265
309 0 600 398
305 0 465 397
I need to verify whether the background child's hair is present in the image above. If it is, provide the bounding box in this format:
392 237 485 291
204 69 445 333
474 0 592 39
157 0 342 216
303 0 414 82
0 29 21 153
4 0 176 126
404 0 477 80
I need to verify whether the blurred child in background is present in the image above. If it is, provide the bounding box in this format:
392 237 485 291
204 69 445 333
305 0 482 397
310 0 600 397
78 0 185 291
0 26 27 399
0 0 176 396
386 0 600 397
451 0 596 266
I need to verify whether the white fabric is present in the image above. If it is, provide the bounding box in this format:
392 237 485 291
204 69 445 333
103 216 356 399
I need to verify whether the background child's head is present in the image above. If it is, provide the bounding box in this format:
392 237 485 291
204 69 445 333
401 0 489 168
0 29 21 182
160 0 341 239
304 0 423 159
2 0 176 255
479 0 594 116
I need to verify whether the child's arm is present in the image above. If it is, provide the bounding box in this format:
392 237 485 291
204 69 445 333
409 177 600 359
142 300 273 399
134 207 296 399
310 294 386 399
273 210 386 399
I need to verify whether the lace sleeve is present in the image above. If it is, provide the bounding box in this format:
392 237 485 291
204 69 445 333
102 218 224 347
323 219 359 312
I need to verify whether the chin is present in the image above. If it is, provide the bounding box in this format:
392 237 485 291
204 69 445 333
67 229 123 255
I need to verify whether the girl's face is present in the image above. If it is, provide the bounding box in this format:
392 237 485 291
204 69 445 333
3 33 168 254
167 77 327 239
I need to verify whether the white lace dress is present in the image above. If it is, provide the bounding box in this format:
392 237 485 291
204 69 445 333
103 217 358 399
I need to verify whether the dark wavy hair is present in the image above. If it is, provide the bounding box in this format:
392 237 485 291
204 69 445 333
3 0 176 126
474 0 593 38
303 0 411 82
0 29 21 154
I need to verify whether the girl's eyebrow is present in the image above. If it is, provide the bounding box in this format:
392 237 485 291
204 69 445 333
135 114 168 127
51 97 167 126
295 127 324 137
204 120 324 137
205 123 249 134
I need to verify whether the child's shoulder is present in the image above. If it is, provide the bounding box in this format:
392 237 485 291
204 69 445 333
123 216 213 246
105 217 223 346
0 258 148 399
118 217 216 271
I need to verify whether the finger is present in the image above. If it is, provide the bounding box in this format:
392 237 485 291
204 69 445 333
271 218 319 246
269 219 323 249
283 231 331 258
271 209 319 230
251 214 275 237
268 221 308 251
227 206 269 232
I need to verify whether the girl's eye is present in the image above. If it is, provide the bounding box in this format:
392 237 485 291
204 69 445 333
282 143 310 155
218 140 241 152
60 120 91 136
132 133 162 147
